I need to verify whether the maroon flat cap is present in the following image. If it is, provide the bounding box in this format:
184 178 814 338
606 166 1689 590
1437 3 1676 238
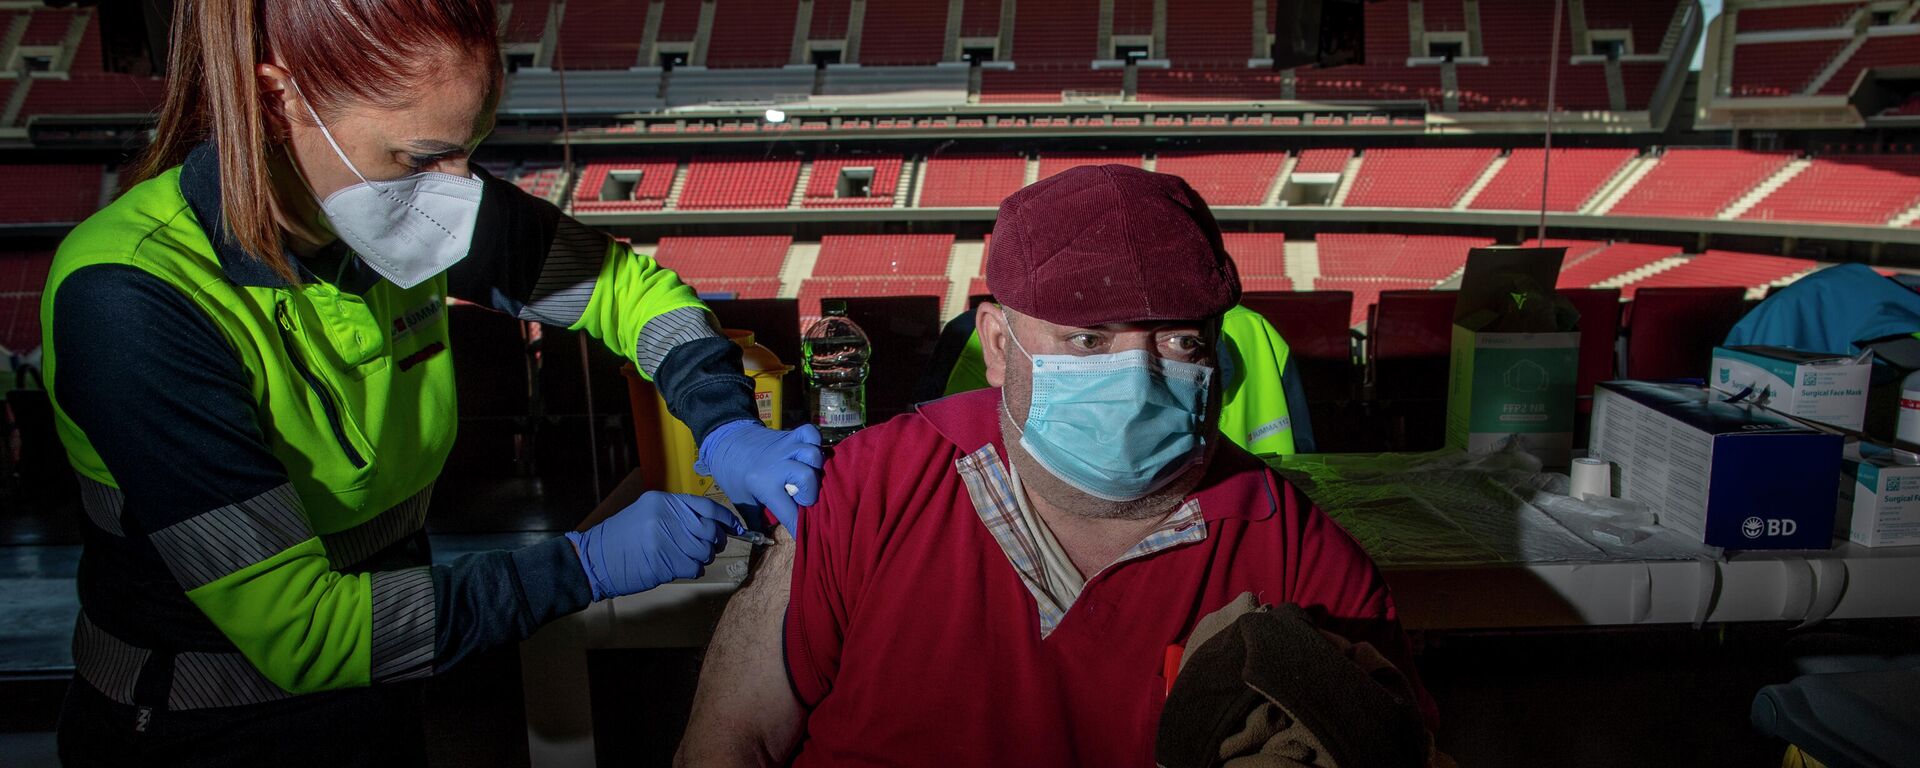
986 164 1240 328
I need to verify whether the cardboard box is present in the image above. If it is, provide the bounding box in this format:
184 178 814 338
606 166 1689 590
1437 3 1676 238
1712 345 1871 431
1839 444 1920 547
1445 247 1580 466
1589 380 1842 549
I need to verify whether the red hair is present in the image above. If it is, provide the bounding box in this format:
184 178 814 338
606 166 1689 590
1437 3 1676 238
127 0 500 282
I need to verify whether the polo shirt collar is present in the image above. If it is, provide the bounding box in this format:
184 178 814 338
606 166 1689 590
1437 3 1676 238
915 388 1278 523
179 142 371 292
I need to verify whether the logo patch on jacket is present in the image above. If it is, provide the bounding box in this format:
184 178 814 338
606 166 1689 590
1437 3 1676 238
391 297 445 342
399 341 447 372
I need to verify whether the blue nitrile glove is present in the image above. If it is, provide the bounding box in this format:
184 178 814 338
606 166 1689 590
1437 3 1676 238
563 491 737 601
695 420 824 532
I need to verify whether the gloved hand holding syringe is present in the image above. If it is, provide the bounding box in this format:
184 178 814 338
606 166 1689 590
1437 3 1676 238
716 482 801 547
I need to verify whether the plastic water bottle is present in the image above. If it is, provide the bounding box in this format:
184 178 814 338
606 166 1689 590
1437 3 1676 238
802 300 871 445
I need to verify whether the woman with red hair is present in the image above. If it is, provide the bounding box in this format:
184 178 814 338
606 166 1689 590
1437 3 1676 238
41 0 820 762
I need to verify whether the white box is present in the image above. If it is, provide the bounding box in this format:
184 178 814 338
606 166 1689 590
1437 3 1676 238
1589 380 1841 549
1839 445 1920 547
1711 346 1870 431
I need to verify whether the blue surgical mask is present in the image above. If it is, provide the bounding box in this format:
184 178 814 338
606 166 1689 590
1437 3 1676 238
1002 311 1213 501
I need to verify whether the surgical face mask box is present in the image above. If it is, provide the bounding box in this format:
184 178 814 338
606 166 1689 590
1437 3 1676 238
1445 247 1580 467
1711 346 1870 431
1588 380 1841 550
1838 444 1920 547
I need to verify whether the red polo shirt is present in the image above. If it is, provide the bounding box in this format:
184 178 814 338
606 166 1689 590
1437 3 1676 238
784 389 1429 766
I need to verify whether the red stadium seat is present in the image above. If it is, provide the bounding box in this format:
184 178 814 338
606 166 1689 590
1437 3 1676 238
1036 152 1141 181
1314 278 1442 327
1607 149 1795 219
1241 290 1357 401
1741 155 1920 226
1344 149 1499 208
979 68 1124 103
797 277 952 326
1556 243 1681 289
705 0 801 68
1560 287 1623 406
0 166 103 225
1009 0 1100 62
1241 291 1354 361
919 154 1027 207
838 295 943 421
858 0 949 65
1156 152 1286 206
676 156 803 210
803 155 906 208
555 0 646 68
1468 149 1637 212
960 0 1000 37
1622 286 1749 380
649 236 792 283
1163 0 1258 65
1222 233 1288 277
813 235 953 277
1730 40 1849 97
1736 3 1863 32
1819 34 1920 95
1367 288 1459 448
1139 69 1287 101
571 160 678 211
1622 251 1819 298
503 0 553 43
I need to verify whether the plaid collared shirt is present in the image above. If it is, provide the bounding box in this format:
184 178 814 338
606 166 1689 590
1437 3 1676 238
955 444 1207 637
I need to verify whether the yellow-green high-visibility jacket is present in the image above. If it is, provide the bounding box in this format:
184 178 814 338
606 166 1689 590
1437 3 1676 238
42 143 756 714
928 304 1315 455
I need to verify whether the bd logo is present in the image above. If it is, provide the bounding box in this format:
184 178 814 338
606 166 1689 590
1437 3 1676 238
1742 516 1797 539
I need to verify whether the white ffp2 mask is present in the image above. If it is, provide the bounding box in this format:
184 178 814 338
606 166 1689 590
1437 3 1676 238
295 80 481 289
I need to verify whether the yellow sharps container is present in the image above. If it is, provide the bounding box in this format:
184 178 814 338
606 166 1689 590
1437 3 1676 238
627 329 790 496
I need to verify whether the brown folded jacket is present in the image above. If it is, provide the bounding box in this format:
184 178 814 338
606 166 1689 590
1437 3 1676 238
1156 593 1437 768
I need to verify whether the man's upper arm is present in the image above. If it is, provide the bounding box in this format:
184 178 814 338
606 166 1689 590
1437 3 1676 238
679 534 806 768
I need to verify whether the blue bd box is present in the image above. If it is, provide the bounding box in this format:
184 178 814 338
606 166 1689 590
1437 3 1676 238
1588 380 1842 549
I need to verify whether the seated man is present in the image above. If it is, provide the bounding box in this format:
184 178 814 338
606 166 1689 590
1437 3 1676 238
679 165 1431 767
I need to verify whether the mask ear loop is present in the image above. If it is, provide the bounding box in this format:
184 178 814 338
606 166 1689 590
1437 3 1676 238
287 76 379 191
997 306 1032 437
998 306 1036 365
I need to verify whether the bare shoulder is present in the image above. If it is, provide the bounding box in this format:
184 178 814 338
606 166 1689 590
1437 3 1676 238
676 531 803 768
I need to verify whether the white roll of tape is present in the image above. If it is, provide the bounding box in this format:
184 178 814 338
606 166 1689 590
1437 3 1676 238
1570 458 1612 501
